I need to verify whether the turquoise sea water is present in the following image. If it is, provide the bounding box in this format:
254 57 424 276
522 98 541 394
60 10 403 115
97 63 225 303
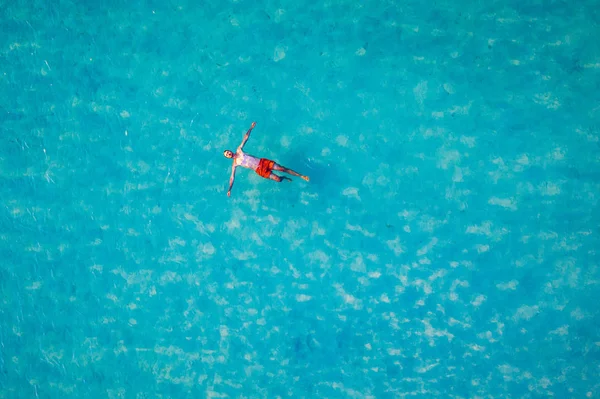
1 0 599 397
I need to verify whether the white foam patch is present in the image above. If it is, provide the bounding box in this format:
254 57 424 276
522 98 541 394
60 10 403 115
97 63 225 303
549 325 569 336
468 344 486 352
266 214 280 225
346 223 375 237
311 222 325 237
475 244 489 253
416 362 440 373
422 319 454 343
488 197 517 210
273 45 286 62
436 148 460 169
539 181 561 196
418 215 445 233
514 305 540 321
168 237 186 248
533 92 560 109
114 340 128 355
26 281 42 290
280 136 291 148
159 252 187 265
201 243 215 255
570 308 586 320
576 127 600 143
224 218 241 231
386 237 405 256
516 153 529 165
414 279 432 295
496 280 518 290
471 295 486 307
90 264 103 272
308 250 330 267
466 222 492 236
428 270 446 282
498 364 520 374
450 279 469 292
160 271 182 284
477 330 497 343
448 102 472 116
296 294 312 302
250 232 264 246
106 293 119 302
273 8 286 22
548 147 565 161
350 255 367 273
336 135 349 146
342 187 360 200
25 243 42 252
413 81 428 105
398 209 418 220
232 250 256 261
538 231 558 240
443 83 455 94
452 166 464 182
460 136 476 147
334 284 362 309
416 237 438 256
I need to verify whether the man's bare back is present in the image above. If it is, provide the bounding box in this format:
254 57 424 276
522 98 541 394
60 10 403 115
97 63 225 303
223 122 309 197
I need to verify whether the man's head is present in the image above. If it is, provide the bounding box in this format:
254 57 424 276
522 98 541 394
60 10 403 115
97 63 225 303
223 150 234 159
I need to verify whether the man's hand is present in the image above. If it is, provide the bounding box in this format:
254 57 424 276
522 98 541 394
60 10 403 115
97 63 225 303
227 190 231 197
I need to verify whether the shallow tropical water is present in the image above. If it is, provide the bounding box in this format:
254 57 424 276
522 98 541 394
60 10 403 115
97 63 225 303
1 0 599 397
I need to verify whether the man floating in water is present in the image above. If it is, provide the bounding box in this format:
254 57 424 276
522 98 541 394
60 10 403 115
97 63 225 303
223 122 309 197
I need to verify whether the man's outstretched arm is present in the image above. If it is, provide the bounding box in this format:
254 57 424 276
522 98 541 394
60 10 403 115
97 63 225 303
227 166 237 197
237 121 256 151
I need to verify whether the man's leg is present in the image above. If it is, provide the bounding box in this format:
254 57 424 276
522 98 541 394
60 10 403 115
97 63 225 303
273 164 309 181
268 173 291 182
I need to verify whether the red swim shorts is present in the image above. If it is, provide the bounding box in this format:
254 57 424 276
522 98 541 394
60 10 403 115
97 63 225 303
256 158 275 178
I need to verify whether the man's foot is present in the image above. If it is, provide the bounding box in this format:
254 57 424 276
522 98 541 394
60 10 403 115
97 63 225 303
301 175 309 182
